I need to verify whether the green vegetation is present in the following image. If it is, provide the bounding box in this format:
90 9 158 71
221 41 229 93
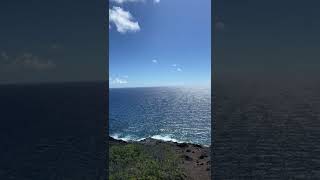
109 143 185 180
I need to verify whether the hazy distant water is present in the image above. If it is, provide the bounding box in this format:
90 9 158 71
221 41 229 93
0 82 106 180
109 86 211 146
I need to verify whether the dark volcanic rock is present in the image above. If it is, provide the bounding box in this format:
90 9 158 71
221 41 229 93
177 143 189 148
109 136 127 144
182 155 193 161
193 144 203 148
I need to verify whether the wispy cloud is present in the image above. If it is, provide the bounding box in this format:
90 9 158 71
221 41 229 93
109 75 129 85
170 64 182 72
109 6 140 34
112 78 128 84
152 59 158 63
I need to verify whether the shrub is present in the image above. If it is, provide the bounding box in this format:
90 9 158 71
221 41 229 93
109 143 184 180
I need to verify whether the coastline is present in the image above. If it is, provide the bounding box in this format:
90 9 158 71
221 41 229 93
110 133 211 147
109 136 211 180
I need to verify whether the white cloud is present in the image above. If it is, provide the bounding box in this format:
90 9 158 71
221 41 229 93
170 64 182 72
154 0 160 3
110 75 129 85
109 6 140 33
110 77 128 84
152 59 158 63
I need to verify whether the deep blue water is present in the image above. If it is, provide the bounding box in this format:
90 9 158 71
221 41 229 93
0 82 106 180
109 86 211 146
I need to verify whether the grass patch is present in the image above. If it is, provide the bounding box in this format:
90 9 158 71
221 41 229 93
109 143 185 180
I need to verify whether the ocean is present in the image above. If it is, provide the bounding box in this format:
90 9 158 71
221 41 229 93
0 82 106 180
109 86 211 146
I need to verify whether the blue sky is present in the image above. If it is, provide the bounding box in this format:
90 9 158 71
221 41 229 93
109 0 211 88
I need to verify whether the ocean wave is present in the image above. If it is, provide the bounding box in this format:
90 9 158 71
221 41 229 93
110 133 211 147
110 133 146 142
110 133 184 143
150 135 185 143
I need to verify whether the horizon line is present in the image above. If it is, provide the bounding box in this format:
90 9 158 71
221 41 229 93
109 84 211 89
